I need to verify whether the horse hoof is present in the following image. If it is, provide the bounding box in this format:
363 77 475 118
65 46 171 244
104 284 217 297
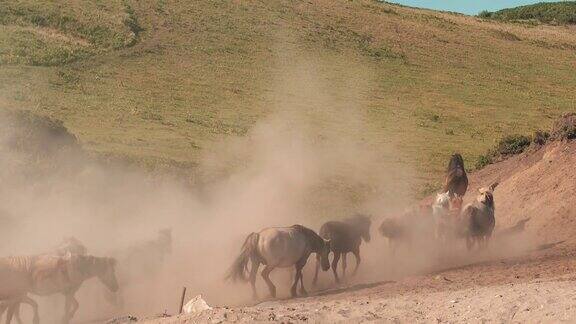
300 290 308 296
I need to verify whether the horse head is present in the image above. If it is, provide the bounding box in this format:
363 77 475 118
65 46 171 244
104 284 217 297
347 214 372 243
94 256 119 292
447 153 465 172
477 182 498 208
434 192 451 208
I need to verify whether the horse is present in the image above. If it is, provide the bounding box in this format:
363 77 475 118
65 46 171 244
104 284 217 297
379 202 436 253
121 228 172 276
459 182 498 250
104 228 172 308
313 214 371 284
378 217 408 253
433 192 464 243
443 153 468 197
0 254 118 324
0 237 89 323
227 224 331 299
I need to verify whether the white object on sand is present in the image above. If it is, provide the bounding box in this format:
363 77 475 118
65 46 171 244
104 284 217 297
183 295 213 314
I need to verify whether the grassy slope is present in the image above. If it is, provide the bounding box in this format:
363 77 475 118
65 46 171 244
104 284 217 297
1 0 576 192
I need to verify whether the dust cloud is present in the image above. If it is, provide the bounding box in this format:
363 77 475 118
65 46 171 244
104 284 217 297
0 45 531 323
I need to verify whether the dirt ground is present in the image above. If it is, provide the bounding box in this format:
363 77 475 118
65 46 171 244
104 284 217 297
144 244 576 323
135 138 576 323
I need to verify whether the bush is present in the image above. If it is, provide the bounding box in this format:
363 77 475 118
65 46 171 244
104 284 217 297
533 130 550 145
475 134 530 169
495 134 531 156
475 154 493 169
551 112 576 140
478 10 493 18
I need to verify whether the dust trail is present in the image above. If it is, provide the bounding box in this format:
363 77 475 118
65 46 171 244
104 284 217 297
0 41 419 322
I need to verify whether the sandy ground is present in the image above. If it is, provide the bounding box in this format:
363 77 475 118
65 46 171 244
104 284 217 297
134 243 576 323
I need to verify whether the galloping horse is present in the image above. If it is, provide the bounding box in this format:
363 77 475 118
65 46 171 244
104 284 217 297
460 182 499 250
0 254 119 323
227 225 331 299
443 153 468 197
313 214 371 284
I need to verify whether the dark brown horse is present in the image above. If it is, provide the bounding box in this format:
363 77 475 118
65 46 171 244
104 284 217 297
313 215 371 284
443 153 468 197
227 225 330 299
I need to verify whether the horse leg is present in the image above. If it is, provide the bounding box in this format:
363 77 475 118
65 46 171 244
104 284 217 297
0 301 8 319
352 249 361 275
63 292 79 324
342 253 347 278
297 258 308 296
290 266 301 298
312 256 320 286
331 252 341 283
14 303 23 324
5 302 17 324
19 296 39 324
249 258 260 300
260 265 276 299
466 236 473 251
299 270 307 296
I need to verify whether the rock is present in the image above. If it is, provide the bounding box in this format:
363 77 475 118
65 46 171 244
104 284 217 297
183 295 213 314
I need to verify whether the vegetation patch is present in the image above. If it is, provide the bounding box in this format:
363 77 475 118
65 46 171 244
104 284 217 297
478 2 576 25
0 0 140 66
551 112 576 140
476 113 575 169
475 134 532 169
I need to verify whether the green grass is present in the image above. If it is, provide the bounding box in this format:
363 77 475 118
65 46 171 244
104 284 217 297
1 0 576 199
478 2 576 25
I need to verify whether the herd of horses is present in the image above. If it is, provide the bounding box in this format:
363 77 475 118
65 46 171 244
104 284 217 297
227 153 499 299
0 154 499 323
0 230 171 324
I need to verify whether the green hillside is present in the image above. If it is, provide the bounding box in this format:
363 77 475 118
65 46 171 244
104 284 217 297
479 1 576 25
1 0 576 194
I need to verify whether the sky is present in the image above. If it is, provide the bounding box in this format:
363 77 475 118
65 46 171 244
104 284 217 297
386 0 565 15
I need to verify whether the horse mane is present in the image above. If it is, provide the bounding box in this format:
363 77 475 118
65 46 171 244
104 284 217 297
291 224 324 252
447 153 465 172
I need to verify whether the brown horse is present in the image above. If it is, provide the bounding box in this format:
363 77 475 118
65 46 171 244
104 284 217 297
227 225 330 299
0 254 118 324
1 237 90 323
443 153 468 197
460 182 499 250
313 214 371 284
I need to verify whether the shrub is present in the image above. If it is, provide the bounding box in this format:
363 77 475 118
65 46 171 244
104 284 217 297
495 134 531 156
478 10 493 18
551 112 576 140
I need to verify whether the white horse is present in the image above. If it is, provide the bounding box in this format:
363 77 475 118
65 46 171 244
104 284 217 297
460 182 499 250
432 191 451 241
227 225 331 299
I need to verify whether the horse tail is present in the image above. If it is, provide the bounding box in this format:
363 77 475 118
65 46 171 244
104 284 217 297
226 232 259 282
